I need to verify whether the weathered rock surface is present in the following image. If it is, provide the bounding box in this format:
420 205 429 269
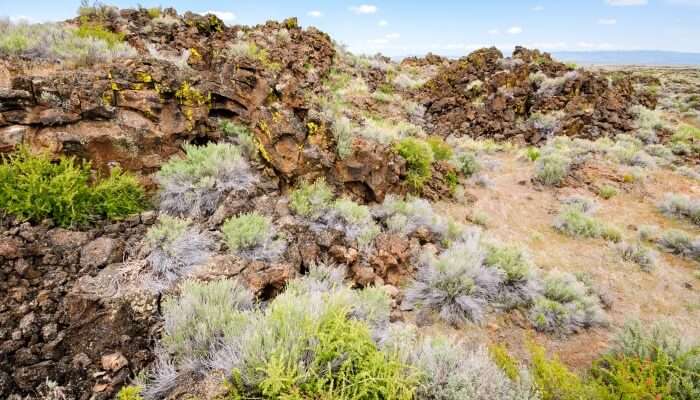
419 46 654 143
0 216 156 399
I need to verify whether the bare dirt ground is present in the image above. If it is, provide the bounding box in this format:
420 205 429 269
425 151 700 369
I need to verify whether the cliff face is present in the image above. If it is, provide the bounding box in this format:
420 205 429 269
0 9 655 194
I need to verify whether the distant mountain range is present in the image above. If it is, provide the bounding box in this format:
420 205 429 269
550 51 700 66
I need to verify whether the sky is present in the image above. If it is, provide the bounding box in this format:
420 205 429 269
3 0 700 56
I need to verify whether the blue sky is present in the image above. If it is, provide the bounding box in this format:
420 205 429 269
3 1 700 55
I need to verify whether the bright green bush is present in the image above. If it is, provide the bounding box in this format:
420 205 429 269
222 212 272 251
93 167 146 220
0 146 144 227
591 321 700 399
528 342 607 400
395 137 434 190
289 178 334 217
115 385 144 400
75 23 125 48
426 136 453 161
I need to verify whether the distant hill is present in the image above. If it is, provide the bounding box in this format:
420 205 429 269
551 50 700 66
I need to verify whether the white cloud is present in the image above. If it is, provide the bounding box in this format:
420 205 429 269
507 26 523 34
488 28 500 35
598 18 617 24
666 0 700 5
385 32 400 39
532 5 545 11
606 0 647 5
378 19 388 27
350 4 378 14
202 10 236 22
307 10 322 17
9 15 35 23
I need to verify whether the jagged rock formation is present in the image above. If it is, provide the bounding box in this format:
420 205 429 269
419 47 653 142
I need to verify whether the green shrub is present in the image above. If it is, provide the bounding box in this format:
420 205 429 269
484 244 533 284
0 146 144 227
591 321 700 399
525 146 541 161
395 137 434 190
597 185 618 200
657 229 700 261
222 212 272 251
146 7 162 19
554 205 621 242
535 152 572 186
93 167 146 220
151 274 414 400
115 385 144 400
289 178 334 217
75 23 125 48
457 152 480 177
426 136 453 161
0 20 136 64
528 342 606 400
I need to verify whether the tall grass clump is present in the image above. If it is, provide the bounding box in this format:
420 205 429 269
156 143 258 218
0 20 135 65
534 152 572 186
0 146 144 227
144 216 214 291
222 212 286 261
658 193 700 226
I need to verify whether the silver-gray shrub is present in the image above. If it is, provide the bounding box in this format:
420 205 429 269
615 241 658 272
0 21 136 65
375 195 464 241
404 230 505 326
145 215 214 292
528 271 607 335
657 229 700 261
157 143 258 218
143 279 254 399
658 193 700 226
411 336 539 400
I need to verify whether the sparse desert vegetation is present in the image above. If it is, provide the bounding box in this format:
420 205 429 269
2 4 700 400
